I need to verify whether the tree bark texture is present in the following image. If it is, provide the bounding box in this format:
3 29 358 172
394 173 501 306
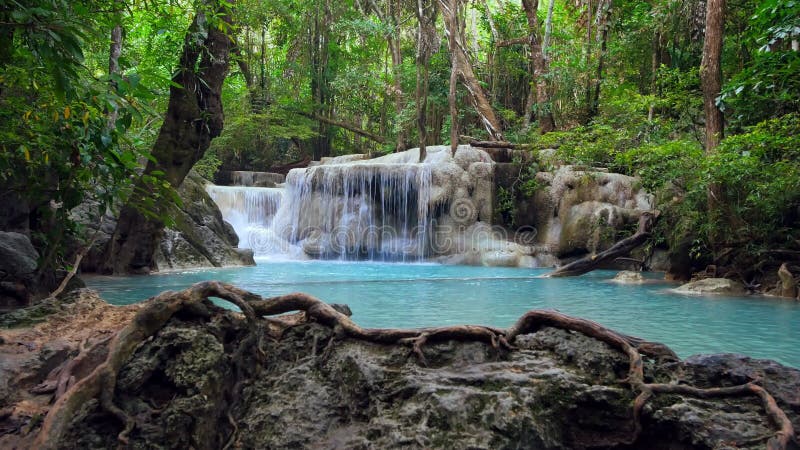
700 0 725 152
368 0 406 152
521 0 555 133
439 0 504 143
700 0 725 246
415 0 438 162
102 2 234 274
311 0 333 160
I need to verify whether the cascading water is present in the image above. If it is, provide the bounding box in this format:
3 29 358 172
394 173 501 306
206 146 501 263
205 185 283 252
269 163 434 262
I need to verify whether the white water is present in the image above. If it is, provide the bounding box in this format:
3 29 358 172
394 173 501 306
206 155 439 261
205 185 283 251
270 163 434 261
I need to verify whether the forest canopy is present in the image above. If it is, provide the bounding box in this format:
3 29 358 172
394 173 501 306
0 0 798 277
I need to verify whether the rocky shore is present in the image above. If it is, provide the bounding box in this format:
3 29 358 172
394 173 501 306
1 286 797 449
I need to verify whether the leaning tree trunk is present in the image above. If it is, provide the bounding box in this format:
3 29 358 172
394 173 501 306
102 2 234 275
546 211 657 277
439 0 504 143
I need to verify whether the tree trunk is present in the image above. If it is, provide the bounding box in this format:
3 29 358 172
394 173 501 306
368 0 406 152
648 31 660 121
300 112 386 144
700 0 725 152
311 0 333 160
582 0 594 124
544 0 555 54
441 0 459 155
700 0 725 247
521 0 556 133
440 0 504 143
480 0 499 103
102 2 234 274
415 0 438 162
588 0 611 120
390 37 405 152
546 212 657 277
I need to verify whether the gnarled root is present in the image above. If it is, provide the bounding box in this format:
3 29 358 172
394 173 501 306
34 281 795 450
506 310 795 448
33 282 262 449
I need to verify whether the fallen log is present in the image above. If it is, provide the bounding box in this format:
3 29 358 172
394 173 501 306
297 111 386 144
546 211 657 278
460 135 534 149
266 156 311 175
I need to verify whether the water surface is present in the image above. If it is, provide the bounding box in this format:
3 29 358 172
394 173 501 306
84 259 800 368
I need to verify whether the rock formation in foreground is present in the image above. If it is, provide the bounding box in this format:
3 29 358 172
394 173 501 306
1 285 797 449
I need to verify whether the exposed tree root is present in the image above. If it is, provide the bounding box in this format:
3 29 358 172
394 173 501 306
34 281 796 450
30 335 112 400
507 310 795 448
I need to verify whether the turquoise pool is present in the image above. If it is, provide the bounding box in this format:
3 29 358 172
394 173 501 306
84 259 800 368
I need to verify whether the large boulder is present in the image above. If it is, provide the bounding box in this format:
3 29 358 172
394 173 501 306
535 167 653 258
612 270 645 284
494 161 654 265
0 232 39 310
674 278 748 296
155 171 255 270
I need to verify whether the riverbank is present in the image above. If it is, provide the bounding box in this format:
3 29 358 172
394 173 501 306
1 285 798 449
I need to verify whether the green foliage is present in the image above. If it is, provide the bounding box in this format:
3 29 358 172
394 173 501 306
616 140 703 192
495 186 516 226
194 151 223 181
616 114 800 258
0 0 174 270
705 114 800 243
210 105 317 172
494 155 542 227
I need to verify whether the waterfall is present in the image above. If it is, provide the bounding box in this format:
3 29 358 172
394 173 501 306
206 146 497 263
205 185 283 253
269 163 434 262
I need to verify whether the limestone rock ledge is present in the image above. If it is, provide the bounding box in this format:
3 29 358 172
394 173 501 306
1 291 798 449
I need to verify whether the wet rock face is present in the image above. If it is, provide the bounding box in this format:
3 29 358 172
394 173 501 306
612 270 645 284
0 232 39 310
270 145 497 262
535 167 653 258
49 310 800 450
155 171 255 270
72 170 254 273
495 157 654 264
